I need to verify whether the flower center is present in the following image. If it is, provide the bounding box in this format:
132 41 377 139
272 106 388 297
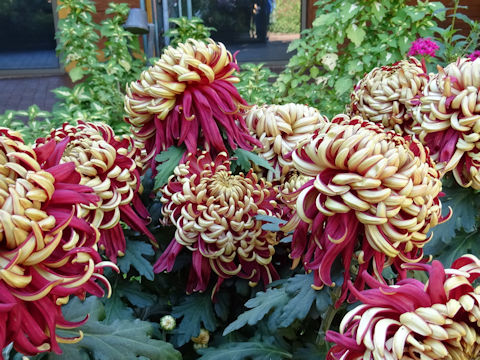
208 171 247 201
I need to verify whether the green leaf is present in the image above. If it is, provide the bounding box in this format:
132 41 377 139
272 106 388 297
154 146 186 190
424 177 480 258
256 214 287 232
292 344 327 360
346 24 366 47
118 59 131 72
439 181 479 234
339 3 361 22
69 67 85 82
171 293 217 347
408 10 426 22
224 273 329 334
437 230 480 267
117 240 155 280
452 13 474 26
118 281 156 308
197 341 292 360
398 36 411 55
276 274 321 327
334 77 353 96
232 148 274 173
103 289 134 324
224 288 287 335
312 13 336 27
371 2 385 21
35 297 181 360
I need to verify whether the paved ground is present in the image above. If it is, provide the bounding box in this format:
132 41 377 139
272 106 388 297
0 33 298 114
0 75 72 114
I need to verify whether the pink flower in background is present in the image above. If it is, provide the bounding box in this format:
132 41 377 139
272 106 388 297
468 50 480 60
407 37 439 57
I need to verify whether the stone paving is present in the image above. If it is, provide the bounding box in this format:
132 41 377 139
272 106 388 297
0 75 71 114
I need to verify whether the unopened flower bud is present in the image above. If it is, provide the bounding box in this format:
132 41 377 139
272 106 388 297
160 315 176 331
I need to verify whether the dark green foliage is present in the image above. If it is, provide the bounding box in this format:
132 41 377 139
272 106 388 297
424 175 480 266
224 273 331 334
171 293 218 347
154 146 187 190
33 297 181 360
117 240 155 280
197 341 293 360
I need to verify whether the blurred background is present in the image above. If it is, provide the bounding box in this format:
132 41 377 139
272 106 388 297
0 0 310 75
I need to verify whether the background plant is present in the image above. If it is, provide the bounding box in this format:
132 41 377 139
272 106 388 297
52 0 146 132
272 0 446 117
165 17 215 47
431 0 480 66
236 63 278 105
0 105 62 144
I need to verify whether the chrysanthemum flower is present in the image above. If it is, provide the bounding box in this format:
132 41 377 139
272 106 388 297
411 57 480 188
245 103 328 180
154 151 281 294
282 115 447 303
124 38 260 169
0 128 114 356
35 121 156 262
326 254 480 360
278 170 313 211
349 57 428 134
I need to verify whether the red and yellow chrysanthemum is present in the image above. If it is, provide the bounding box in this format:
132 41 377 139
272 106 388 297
124 39 260 169
411 57 480 188
0 128 114 357
245 103 328 180
350 57 428 135
154 151 281 294
327 255 480 360
282 115 448 303
35 121 156 262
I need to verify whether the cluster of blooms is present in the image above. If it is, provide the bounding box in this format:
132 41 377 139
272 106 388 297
0 128 116 357
407 37 439 57
141 39 453 310
281 115 448 303
351 56 480 190
9 35 472 359
326 255 480 359
0 112 158 358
